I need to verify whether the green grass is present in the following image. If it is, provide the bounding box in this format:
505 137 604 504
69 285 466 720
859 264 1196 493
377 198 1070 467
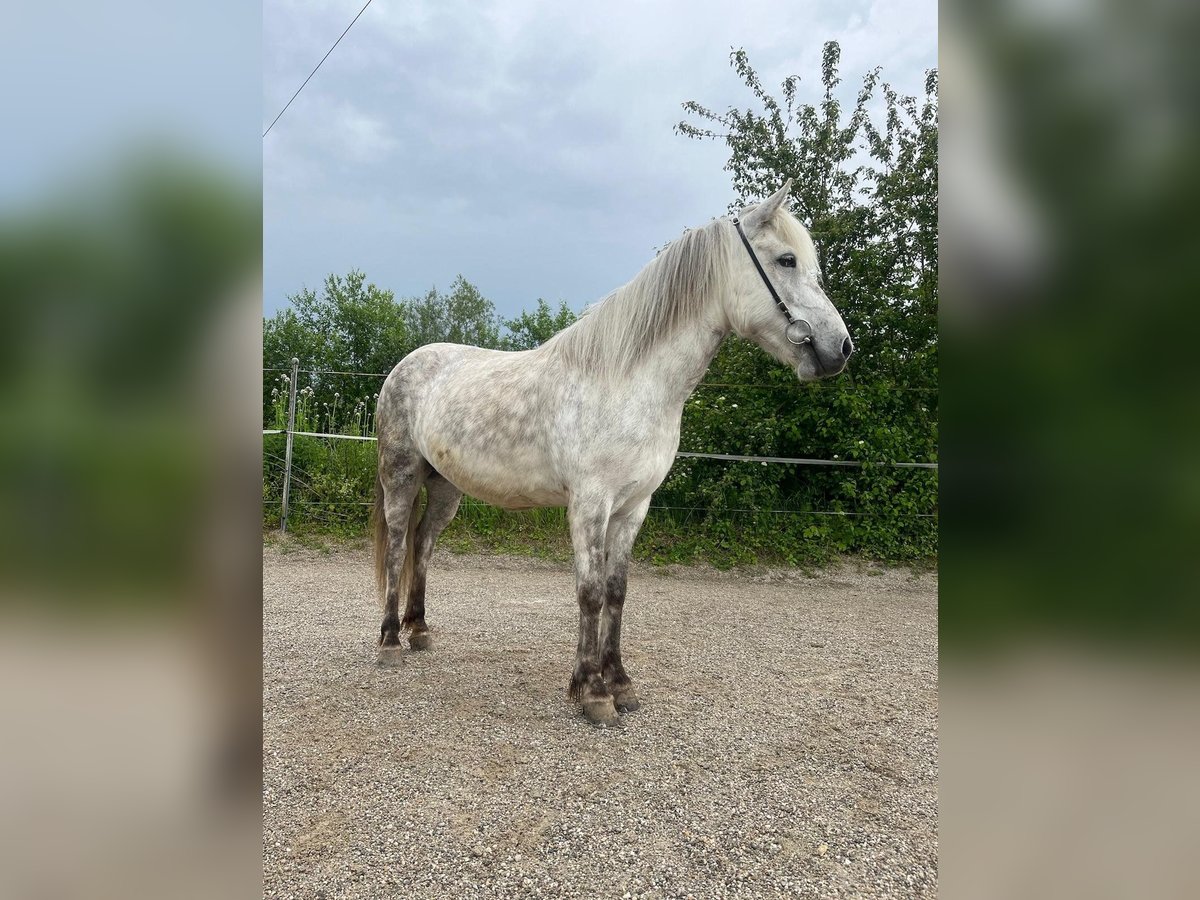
265 506 936 572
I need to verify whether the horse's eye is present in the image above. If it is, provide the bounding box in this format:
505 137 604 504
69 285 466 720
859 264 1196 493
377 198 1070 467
778 254 797 268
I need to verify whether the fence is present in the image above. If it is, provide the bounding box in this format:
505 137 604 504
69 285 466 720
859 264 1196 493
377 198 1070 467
264 358 939 538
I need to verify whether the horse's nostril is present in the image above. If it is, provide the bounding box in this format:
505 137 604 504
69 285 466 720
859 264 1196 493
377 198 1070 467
841 336 855 359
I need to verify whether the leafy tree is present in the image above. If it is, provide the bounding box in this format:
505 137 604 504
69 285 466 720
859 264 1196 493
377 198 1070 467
264 272 506 431
666 41 939 557
499 298 577 350
399 276 501 349
443 275 501 348
400 286 449 349
265 270 406 374
263 271 407 427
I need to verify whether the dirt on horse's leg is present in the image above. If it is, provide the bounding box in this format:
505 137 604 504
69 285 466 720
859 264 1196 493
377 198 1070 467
601 500 649 712
567 499 618 726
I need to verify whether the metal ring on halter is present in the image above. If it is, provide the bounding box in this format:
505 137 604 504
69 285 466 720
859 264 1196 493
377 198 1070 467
785 318 814 345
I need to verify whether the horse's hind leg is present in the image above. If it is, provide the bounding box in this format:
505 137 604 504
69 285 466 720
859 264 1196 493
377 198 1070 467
376 451 427 666
402 473 462 650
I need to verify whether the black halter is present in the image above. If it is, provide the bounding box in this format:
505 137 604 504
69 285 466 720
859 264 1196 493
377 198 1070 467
731 217 813 346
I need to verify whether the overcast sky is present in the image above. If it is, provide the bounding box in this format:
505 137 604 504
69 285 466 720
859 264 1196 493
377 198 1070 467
263 0 936 319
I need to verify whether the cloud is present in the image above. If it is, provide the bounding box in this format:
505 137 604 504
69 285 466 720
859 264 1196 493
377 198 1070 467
263 0 937 316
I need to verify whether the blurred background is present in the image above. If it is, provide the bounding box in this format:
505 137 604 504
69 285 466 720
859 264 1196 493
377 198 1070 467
942 0 1199 897
0 2 262 898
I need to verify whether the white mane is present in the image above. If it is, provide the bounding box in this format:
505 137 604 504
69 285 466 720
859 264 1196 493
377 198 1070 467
544 218 735 379
542 204 821 379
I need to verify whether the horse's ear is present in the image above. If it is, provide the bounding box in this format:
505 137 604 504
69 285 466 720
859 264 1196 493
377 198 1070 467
743 180 794 229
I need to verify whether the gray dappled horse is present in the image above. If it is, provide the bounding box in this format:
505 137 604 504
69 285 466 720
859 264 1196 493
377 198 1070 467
372 182 853 725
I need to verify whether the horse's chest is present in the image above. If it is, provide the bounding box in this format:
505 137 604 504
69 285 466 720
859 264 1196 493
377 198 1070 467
591 428 679 499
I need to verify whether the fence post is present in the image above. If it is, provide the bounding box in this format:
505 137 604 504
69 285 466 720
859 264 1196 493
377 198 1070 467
280 357 299 533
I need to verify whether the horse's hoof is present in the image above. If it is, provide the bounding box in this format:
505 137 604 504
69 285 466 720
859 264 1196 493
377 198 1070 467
376 645 405 667
408 630 432 651
613 689 640 713
582 696 620 727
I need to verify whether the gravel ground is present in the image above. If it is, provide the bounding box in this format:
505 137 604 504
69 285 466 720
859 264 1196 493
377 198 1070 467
263 543 937 899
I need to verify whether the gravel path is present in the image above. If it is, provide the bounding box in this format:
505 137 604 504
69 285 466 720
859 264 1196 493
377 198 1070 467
264 543 937 899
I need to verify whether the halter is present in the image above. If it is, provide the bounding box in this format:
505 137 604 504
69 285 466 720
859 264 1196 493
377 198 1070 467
731 217 813 346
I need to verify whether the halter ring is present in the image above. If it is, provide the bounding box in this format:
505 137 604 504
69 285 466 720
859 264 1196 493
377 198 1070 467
785 319 814 346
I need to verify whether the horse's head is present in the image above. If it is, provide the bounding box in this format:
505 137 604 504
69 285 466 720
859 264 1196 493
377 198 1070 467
725 182 853 381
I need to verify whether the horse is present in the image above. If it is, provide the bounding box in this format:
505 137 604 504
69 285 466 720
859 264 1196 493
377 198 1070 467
371 181 854 725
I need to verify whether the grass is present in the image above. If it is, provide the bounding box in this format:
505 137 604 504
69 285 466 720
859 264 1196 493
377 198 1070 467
265 507 936 574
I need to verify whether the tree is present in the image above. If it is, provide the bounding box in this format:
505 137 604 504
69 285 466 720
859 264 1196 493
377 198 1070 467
263 271 408 426
265 270 407 374
263 272 507 431
499 298 577 350
665 42 939 557
399 276 501 349
444 275 501 348
400 286 448 349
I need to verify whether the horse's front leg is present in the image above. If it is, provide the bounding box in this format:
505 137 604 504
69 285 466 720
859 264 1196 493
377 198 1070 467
567 499 618 726
601 499 650 712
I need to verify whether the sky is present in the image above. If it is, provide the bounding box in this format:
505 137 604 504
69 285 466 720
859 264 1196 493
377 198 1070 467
263 0 937 319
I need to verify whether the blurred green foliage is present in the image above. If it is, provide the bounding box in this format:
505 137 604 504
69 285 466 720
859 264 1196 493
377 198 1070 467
940 5 1200 646
1 152 260 602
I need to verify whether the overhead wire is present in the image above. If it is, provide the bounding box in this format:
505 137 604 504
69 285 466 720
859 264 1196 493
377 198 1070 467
263 0 377 138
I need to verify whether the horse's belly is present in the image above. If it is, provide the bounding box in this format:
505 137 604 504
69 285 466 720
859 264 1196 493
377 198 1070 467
423 440 566 509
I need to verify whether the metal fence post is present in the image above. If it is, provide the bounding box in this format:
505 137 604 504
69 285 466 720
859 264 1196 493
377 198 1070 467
280 357 299 533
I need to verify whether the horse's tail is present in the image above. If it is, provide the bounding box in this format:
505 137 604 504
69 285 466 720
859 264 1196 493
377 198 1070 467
372 473 388 605
372 473 423 610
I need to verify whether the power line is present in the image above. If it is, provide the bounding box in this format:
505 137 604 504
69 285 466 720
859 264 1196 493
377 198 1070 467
263 0 376 138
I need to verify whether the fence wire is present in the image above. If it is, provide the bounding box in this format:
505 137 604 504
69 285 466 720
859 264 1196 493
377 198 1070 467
264 429 936 470
263 436 937 523
264 361 937 531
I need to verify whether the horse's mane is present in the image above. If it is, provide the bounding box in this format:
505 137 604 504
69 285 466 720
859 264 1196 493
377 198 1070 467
543 217 734 379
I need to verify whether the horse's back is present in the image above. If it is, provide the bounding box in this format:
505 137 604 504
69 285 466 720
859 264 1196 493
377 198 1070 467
377 342 511 434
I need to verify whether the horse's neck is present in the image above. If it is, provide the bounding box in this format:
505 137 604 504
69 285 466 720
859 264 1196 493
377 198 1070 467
634 306 728 408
